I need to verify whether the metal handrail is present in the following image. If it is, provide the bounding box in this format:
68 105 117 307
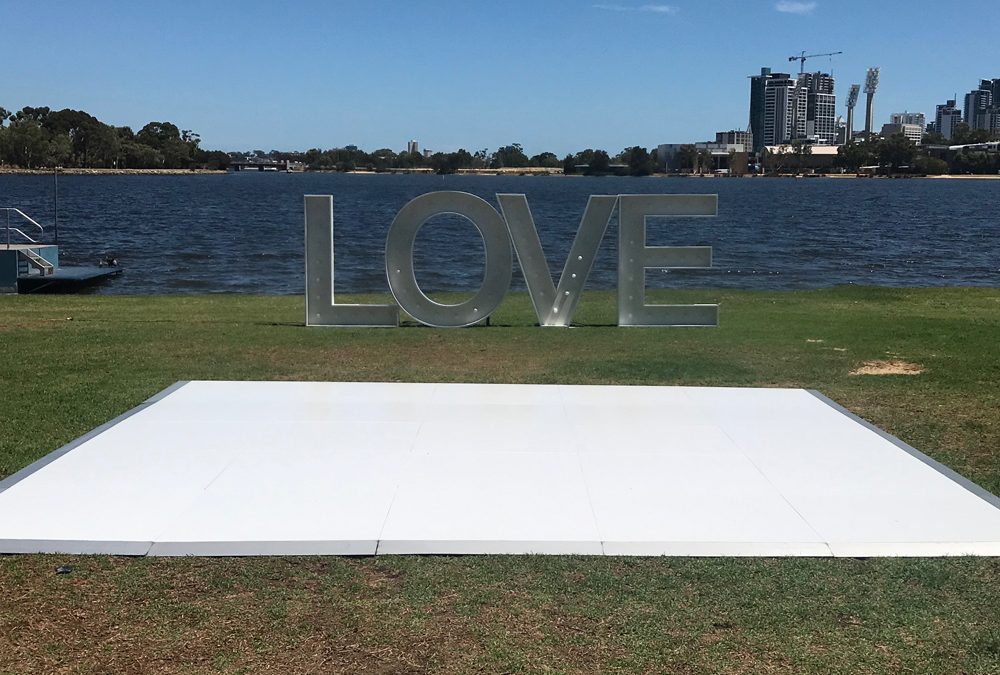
2 208 46 247
7 228 41 244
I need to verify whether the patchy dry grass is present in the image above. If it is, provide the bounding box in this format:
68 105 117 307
2 288 1000 673
850 359 925 376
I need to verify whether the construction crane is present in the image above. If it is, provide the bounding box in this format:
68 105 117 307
788 50 843 74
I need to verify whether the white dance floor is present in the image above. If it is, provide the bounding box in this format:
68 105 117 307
1 381 999 557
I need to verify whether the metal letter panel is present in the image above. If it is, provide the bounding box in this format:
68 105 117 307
385 191 512 328
497 194 618 327
304 195 399 327
618 194 718 327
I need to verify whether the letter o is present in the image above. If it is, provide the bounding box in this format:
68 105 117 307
385 191 512 327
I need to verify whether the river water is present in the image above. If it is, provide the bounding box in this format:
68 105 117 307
1 173 997 294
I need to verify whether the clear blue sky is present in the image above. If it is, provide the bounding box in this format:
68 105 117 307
3 0 998 155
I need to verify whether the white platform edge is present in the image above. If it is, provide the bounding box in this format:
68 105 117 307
0 380 191 497
805 390 1000 513
0 381 194 557
3 382 1000 558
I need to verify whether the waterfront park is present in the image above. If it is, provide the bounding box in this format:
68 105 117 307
6 3 1000 673
2 285 1000 672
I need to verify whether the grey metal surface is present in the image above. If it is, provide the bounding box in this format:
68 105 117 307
385 191 512 327
148 540 378 556
0 381 191 495
0 539 153 556
617 194 719 327
498 194 618 327
304 195 399 327
807 390 1000 512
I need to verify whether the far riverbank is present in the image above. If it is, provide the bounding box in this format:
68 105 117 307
2 166 998 179
0 167 226 176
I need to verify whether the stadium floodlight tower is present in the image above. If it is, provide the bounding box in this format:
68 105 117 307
845 84 860 143
863 67 880 137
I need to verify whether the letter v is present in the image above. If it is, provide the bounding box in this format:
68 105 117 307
497 194 618 327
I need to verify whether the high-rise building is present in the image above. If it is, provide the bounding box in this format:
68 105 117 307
890 111 925 129
981 79 1000 133
762 73 806 146
964 87 993 130
407 140 419 154
801 72 837 144
980 79 1000 103
935 99 962 140
748 67 773 154
716 130 753 148
987 109 1000 133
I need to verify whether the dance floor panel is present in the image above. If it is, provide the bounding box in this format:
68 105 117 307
1 381 998 557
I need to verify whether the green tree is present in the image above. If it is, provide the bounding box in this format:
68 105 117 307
878 134 916 171
836 141 874 171
621 146 654 176
137 121 181 148
574 148 596 168
121 140 162 168
452 148 473 169
46 134 72 166
429 151 473 174
471 148 489 169
950 148 997 174
370 148 397 171
4 119 50 168
763 144 791 173
789 139 812 171
914 154 949 175
492 143 529 168
696 149 714 174
136 121 195 168
12 106 51 124
397 150 424 168
676 145 697 173
585 149 610 176
529 151 560 168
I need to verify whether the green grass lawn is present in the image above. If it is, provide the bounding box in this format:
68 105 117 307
1 288 999 673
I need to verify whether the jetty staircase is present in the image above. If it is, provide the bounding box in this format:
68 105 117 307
3 208 54 276
2 207 122 293
19 246 55 275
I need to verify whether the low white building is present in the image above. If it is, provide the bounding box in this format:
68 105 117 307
657 142 749 173
880 123 923 145
759 144 840 171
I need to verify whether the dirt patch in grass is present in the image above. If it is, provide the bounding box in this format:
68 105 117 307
0 318 70 332
849 360 924 376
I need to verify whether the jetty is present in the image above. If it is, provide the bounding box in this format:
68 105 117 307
1 208 121 294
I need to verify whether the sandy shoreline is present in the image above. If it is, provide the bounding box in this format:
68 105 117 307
0 167 227 176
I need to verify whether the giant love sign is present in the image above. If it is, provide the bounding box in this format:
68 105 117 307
305 191 718 328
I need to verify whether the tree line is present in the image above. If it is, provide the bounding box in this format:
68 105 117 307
0 105 662 176
0 106 230 169
835 124 1000 174
244 143 659 176
753 124 1000 176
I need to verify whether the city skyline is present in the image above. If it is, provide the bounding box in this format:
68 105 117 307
3 0 1000 154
